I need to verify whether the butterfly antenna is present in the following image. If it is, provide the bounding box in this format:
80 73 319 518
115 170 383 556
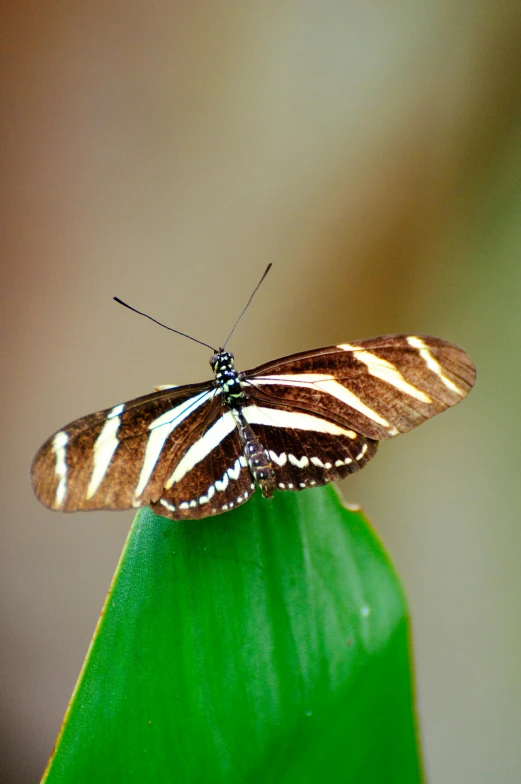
222 263 272 350
113 297 217 352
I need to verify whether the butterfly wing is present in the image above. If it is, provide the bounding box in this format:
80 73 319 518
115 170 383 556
31 382 221 513
151 424 255 520
242 412 378 492
244 334 476 440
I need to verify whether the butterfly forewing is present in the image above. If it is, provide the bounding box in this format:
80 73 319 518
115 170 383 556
245 335 476 440
31 383 219 513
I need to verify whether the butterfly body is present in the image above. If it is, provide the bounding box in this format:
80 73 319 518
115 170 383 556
31 334 475 520
211 349 276 497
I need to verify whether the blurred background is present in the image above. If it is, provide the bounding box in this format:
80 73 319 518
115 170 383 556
1 1 520 781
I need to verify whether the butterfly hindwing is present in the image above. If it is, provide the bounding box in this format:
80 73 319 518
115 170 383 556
246 421 378 491
151 426 255 520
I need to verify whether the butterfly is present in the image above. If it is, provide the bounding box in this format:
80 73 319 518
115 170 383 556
31 268 476 520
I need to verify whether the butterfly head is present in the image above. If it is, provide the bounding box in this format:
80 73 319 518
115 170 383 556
210 350 235 372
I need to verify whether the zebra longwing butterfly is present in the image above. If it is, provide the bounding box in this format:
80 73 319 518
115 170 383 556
31 273 476 520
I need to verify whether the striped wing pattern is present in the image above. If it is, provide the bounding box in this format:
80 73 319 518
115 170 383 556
31 383 219 513
31 334 476 520
151 430 255 520
245 335 476 439
244 425 378 492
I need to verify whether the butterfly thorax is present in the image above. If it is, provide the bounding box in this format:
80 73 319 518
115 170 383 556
210 350 246 409
210 350 275 497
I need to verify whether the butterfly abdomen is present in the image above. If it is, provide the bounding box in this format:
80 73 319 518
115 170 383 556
234 413 275 498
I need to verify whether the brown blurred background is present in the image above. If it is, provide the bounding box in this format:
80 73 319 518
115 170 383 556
2 2 521 782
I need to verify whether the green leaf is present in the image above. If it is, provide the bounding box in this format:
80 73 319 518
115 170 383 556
42 486 423 783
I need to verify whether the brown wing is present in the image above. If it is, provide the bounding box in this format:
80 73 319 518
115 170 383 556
151 426 255 520
31 382 220 513
244 334 476 440
244 419 378 492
